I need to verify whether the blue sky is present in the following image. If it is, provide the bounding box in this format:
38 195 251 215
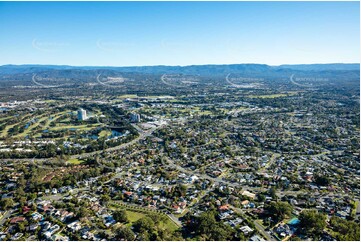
0 1 359 66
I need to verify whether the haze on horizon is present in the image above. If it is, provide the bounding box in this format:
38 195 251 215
0 1 359 66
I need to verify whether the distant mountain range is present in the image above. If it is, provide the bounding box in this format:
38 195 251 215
0 63 359 76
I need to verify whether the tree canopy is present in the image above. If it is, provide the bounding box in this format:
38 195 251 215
329 216 360 241
299 210 326 236
113 210 128 223
265 201 293 222
115 226 135 241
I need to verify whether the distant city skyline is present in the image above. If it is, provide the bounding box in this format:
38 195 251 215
0 1 359 66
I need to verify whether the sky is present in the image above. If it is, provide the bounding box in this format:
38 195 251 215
0 1 359 66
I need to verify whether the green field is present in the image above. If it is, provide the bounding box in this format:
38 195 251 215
125 210 146 222
0 116 12 122
14 115 49 138
110 203 179 232
99 130 112 138
67 158 83 165
49 123 101 131
248 94 290 98
118 94 138 99
0 114 32 138
248 92 298 99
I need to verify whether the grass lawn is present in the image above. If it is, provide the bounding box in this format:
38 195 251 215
351 200 359 217
125 210 146 223
0 116 12 122
248 94 290 99
111 204 179 232
33 113 67 137
174 208 188 218
49 123 101 131
14 115 49 138
12 111 70 138
0 114 32 138
67 158 83 165
99 130 112 138
159 218 179 232
0 123 17 138
118 94 138 99
248 92 298 99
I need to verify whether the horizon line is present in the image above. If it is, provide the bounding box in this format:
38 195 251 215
1 62 360 68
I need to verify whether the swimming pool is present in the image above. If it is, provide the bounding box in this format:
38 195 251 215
288 217 300 225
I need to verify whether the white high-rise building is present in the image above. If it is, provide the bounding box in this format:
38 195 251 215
77 108 87 121
130 113 140 123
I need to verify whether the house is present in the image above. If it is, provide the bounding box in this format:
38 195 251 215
28 223 39 231
31 212 43 221
242 190 256 200
189 175 199 183
22 206 31 214
218 204 229 211
51 234 69 241
41 221 52 231
219 211 231 220
179 201 187 209
57 210 74 222
275 223 291 237
240 225 254 234
10 216 26 224
241 200 250 207
67 221 81 232
228 217 243 227
172 205 183 214
103 215 116 228
10 233 23 240
250 235 265 241
336 210 348 219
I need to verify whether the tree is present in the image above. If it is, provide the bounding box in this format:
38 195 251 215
257 194 266 202
133 217 155 233
270 187 277 199
100 194 110 204
148 213 162 225
115 226 135 241
210 222 234 240
265 201 293 222
113 210 128 223
299 210 326 236
194 210 235 240
0 198 14 210
314 175 330 186
77 207 90 218
329 216 360 241
196 210 217 235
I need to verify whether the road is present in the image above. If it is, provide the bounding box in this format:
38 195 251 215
111 200 182 228
229 205 277 241
0 210 12 227
165 157 303 198
253 220 277 241
71 124 161 160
